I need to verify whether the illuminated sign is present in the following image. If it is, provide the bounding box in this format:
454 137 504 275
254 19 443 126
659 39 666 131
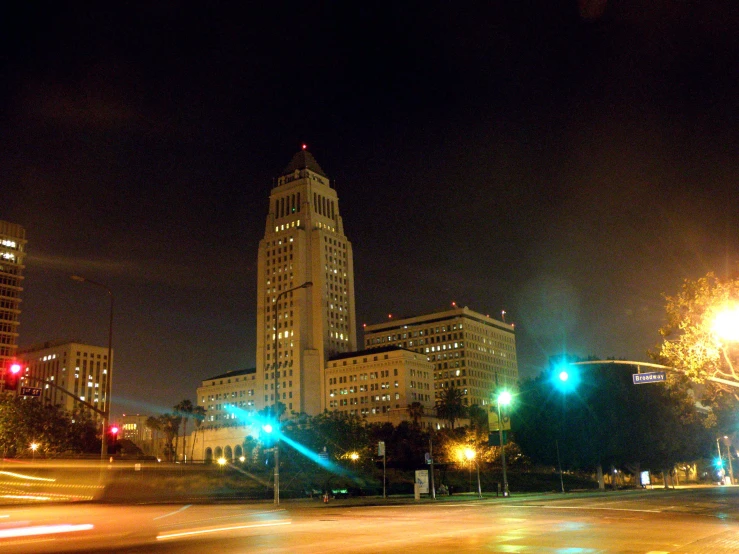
632 372 667 384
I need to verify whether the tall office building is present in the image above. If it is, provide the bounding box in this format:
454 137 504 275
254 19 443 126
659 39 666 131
0 220 26 390
364 306 518 407
255 148 357 415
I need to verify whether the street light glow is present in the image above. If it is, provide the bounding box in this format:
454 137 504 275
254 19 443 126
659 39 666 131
464 447 475 461
713 306 739 343
498 390 512 405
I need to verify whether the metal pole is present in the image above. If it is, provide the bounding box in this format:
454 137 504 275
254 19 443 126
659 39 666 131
556 439 565 493
105 288 113 460
273 293 279 505
476 459 482 498
498 398 508 496
429 435 436 500
726 438 734 485
717 437 723 484
70 276 113 462
272 282 312 505
383 449 386 498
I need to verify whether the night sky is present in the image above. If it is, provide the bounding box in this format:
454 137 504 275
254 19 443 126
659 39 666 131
2 2 737 416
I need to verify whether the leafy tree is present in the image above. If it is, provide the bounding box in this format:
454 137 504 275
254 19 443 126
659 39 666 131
407 402 424 428
0 396 100 457
68 408 102 453
467 404 488 438
655 272 739 395
174 399 194 462
514 361 713 478
436 385 467 429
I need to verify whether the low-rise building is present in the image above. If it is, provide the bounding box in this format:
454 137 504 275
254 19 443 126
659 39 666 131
325 346 435 426
363 306 518 407
119 413 153 451
196 368 258 425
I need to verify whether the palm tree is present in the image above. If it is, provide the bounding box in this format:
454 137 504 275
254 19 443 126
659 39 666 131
158 413 181 462
190 405 207 462
436 385 467 429
145 416 161 458
174 399 194 463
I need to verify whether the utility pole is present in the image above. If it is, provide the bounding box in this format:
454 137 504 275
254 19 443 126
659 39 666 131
429 435 436 500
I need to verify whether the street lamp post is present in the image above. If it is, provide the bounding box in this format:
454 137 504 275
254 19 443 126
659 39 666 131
497 390 512 497
71 275 113 462
271 281 312 505
464 447 482 498
725 436 734 485
717 437 725 482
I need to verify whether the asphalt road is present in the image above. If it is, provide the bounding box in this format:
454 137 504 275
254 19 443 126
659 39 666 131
3 487 739 553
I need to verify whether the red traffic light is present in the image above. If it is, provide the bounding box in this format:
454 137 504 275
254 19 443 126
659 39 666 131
3 363 22 391
109 426 119 435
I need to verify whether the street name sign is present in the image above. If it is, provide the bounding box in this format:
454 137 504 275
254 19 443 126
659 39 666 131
632 372 666 384
20 386 42 397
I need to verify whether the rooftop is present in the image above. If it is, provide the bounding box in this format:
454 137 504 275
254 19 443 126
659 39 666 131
281 149 328 178
328 345 421 362
203 367 256 382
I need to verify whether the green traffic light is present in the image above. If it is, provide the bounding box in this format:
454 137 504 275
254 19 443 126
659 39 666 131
553 365 580 393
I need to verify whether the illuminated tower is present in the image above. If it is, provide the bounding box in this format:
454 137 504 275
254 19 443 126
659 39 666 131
256 148 357 415
0 220 26 391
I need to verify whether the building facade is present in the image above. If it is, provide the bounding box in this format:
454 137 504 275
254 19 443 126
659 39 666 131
363 307 518 407
255 148 357 416
325 346 435 426
196 368 258 425
119 413 153 449
0 220 26 391
16 341 112 417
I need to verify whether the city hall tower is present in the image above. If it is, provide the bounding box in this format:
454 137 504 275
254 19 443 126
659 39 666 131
255 148 357 415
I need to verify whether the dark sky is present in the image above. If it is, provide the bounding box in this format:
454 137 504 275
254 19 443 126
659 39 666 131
2 2 737 416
